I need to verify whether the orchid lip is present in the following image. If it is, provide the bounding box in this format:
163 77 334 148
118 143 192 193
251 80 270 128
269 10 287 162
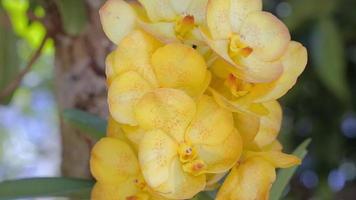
229 34 253 59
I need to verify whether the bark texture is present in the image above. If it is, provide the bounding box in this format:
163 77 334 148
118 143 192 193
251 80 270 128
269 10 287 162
43 0 112 178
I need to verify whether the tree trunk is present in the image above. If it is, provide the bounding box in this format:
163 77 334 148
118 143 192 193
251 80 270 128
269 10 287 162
44 0 112 178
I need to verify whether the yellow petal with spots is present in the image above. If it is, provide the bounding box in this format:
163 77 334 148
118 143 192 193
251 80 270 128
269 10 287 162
134 88 196 142
195 129 242 173
108 71 153 126
157 158 206 199
187 0 209 24
90 138 139 183
206 0 232 39
239 11 290 61
105 51 115 86
209 87 268 115
91 181 139 200
138 21 178 43
196 71 212 97
230 0 262 32
250 41 308 103
251 101 282 149
169 0 192 14
121 125 146 149
237 50 284 83
216 157 276 200
186 95 234 145
244 150 301 168
138 0 177 21
92 180 168 200
262 140 283 151
138 130 175 190
151 44 208 97
99 0 137 44
233 111 260 144
112 30 161 86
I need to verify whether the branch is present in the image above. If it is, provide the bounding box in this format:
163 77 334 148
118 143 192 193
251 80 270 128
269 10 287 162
0 33 49 102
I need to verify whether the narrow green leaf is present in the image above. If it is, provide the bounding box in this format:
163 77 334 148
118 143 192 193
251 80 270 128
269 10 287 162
0 6 20 104
191 191 214 200
0 177 94 199
62 109 107 140
56 0 88 35
311 18 350 102
270 138 312 200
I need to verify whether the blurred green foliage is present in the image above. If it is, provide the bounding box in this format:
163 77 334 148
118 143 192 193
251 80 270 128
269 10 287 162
2 0 46 48
0 0 53 104
0 5 20 104
0 178 93 199
56 0 88 35
269 0 356 199
62 109 107 140
311 18 350 102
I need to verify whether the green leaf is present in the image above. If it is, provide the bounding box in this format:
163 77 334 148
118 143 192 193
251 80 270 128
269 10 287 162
191 191 214 200
0 6 20 104
283 0 336 31
311 18 350 102
0 177 94 199
270 138 311 200
56 0 88 35
62 109 107 140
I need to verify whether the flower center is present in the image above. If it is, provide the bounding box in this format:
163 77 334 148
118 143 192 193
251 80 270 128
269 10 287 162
178 143 197 163
182 160 207 176
133 177 147 191
225 73 253 98
175 15 195 40
229 34 253 60
126 177 150 200
178 143 206 175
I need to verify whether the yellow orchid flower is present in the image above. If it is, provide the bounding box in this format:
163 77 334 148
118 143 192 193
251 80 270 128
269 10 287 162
136 88 242 199
216 149 300 200
209 41 307 115
100 0 209 46
90 137 168 200
204 0 307 84
107 30 211 127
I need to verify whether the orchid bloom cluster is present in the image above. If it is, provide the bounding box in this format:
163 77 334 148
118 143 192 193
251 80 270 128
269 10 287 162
90 0 308 199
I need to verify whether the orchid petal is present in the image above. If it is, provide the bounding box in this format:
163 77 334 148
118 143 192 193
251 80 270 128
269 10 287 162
230 0 262 32
99 0 137 44
240 11 290 61
138 0 177 21
108 71 153 125
152 43 208 97
90 138 139 183
206 0 232 39
134 88 196 142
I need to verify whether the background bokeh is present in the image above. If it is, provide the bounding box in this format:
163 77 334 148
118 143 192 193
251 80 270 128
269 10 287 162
1 0 356 199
